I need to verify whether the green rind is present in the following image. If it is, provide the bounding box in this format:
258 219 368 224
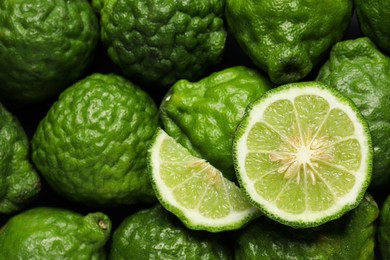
0 0 99 104
98 0 226 88
0 207 111 259
109 204 233 259
32 73 159 207
147 128 261 233
232 81 373 228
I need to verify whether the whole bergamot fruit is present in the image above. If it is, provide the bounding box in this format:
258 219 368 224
0 0 99 104
234 193 379 259
355 0 390 55
0 103 40 214
160 66 273 181
378 194 390 260
109 204 233 259
225 0 353 84
93 0 226 88
32 73 159 207
316 37 390 189
0 207 111 259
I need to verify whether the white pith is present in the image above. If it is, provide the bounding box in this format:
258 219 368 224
234 86 371 224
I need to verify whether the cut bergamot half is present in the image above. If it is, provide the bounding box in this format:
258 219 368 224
233 81 372 228
148 128 261 233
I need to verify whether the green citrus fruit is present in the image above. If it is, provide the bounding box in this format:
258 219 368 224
355 0 390 55
233 81 372 228
32 73 159 207
316 37 390 189
93 0 226 88
160 66 273 181
378 194 390 260
148 128 261 233
225 0 353 84
0 0 99 105
235 193 378 259
0 103 40 214
0 207 111 259
109 204 233 259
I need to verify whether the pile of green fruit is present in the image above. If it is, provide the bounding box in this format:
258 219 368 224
1 0 390 259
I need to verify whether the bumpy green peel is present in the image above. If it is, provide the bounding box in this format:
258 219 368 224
96 0 226 88
109 204 232 260
160 66 273 181
378 194 390 260
355 0 390 55
0 103 40 214
32 73 159 207
235 193 379 259
0 207 111 259
225 0 353 84
0 0 99 104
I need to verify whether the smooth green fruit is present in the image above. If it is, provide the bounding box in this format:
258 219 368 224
109 204 233 260
225 0 353 84
94 0 226 88
0 207 111 259
316 37 390 189
233 82 372 228
379 194 390 260
235 193 379 260
355 0 390 55
32 73 159 207
0 103 40 214
0 0 99 104
148 128 261 233
160 66 273 181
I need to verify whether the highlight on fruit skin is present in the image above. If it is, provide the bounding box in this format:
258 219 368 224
233 81 373 228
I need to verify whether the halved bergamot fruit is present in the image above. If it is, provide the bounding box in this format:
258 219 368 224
233 81 372 228
148 128 261 233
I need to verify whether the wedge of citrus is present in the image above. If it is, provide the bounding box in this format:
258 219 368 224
233 82 372 228
148 128 261 233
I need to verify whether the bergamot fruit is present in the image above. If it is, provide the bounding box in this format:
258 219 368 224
0 207 111 259
379 193 390 260
355 0 390 55
316 37 390 189
0 0 99 104
93 0 226 88
109 204 233 259
234 193 378 259
32 73 159 207
160 66 273 181
233 81 372 228
225 0 353 84
0 103 40 214
148 128 261 233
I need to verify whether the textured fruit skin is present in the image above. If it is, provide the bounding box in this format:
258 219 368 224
355 0 390 55
0 103 40 214
0 207 111 259
94 0 226 88
316 37 390 189
225 0 353 84
0 0 99 104
32 73 159 207
235 193 378 260
109 204 232 260
160 66 273 181
379 194 390 260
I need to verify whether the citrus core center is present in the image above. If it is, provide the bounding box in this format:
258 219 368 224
269 135 333 184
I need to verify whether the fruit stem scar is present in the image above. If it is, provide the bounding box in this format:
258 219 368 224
98 220 108 230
